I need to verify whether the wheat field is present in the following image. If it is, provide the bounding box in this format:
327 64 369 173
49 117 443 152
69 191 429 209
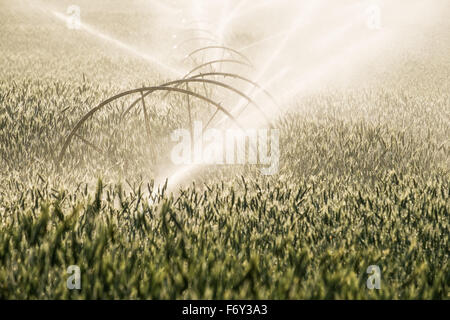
0 0 448 299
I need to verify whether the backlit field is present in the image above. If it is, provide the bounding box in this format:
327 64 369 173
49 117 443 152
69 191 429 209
0 1 448 299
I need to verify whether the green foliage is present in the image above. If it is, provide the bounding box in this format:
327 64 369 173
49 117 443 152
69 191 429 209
0 133 448 299
0 3 448 299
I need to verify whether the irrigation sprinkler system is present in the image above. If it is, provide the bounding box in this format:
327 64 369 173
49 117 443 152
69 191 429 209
57 23 279 168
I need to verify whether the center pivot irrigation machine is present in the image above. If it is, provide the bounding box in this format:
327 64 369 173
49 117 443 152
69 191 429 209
57 22 280 172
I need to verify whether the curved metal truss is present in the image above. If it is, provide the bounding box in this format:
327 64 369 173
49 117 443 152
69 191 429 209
184 46 253 65
57 26 280 164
